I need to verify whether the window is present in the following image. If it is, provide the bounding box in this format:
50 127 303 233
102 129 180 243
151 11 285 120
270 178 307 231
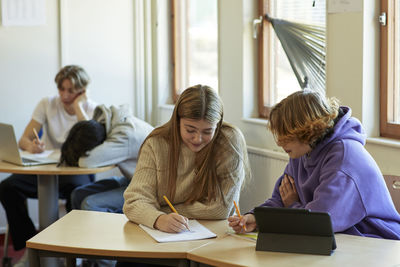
380 0 400 139
171 0 218 102
257 0 326 118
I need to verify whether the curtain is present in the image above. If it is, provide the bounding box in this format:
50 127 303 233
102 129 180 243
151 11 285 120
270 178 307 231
265 13 326 93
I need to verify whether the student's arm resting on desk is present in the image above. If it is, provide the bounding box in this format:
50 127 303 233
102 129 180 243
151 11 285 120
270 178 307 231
123 138 167 228
18 119 45 153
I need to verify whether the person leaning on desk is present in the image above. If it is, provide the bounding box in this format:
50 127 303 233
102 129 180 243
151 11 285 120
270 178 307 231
123 85 251 235
0 65 97 266
59 104 154 213
228 90 400 240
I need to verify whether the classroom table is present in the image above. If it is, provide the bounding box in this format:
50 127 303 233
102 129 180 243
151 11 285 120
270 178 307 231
26 210 228 267
0 161 115 230
26 210 400 267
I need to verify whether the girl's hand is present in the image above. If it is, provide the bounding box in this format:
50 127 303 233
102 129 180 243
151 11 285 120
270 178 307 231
228 213 257 234
279 174 299 207
154 213 190 233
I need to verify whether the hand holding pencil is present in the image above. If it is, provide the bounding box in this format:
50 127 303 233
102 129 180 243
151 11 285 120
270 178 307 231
233 200 247 232
29 128 45 153
227 201 257 234
153 195 190 233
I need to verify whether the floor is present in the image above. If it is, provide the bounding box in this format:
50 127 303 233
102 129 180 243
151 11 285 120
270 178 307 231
0 233 25 265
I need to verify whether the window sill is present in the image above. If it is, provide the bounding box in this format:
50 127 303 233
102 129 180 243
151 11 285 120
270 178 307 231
366 137 400 149
241 117 268 126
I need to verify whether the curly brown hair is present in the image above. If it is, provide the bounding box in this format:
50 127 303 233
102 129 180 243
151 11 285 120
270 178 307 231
268 90 340 146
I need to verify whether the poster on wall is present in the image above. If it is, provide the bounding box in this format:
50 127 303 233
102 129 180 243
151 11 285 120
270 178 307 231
1 0 46 26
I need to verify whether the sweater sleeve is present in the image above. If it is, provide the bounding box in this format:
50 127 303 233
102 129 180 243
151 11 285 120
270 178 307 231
123 138 165 228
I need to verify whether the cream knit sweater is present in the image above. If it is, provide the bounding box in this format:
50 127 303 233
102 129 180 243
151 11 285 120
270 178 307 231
123 126 248 229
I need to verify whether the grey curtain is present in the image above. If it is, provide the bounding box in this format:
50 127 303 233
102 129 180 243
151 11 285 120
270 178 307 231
265 14 326 93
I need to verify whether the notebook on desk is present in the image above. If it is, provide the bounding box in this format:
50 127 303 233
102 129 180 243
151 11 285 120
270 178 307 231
0 123 58 166
139 220 217 243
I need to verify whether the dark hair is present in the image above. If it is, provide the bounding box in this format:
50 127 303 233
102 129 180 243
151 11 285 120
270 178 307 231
59 120 106 166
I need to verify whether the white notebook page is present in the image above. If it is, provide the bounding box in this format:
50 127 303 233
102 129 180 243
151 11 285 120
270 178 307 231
139 219 216 243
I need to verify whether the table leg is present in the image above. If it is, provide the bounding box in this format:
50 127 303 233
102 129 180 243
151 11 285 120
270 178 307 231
37 174 62 267
28 248 40 267
37 174 59 229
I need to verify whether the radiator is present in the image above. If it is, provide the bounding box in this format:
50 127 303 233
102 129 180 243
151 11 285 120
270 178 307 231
239 146 288 212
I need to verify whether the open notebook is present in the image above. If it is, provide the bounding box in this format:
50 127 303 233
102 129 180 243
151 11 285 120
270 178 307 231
139 220 216 243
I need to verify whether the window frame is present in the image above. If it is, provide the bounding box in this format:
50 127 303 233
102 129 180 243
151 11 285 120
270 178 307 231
257 0 271 119
380 0 400 139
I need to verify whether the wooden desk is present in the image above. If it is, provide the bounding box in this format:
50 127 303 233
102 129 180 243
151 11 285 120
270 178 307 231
0 161 114 230
27 210 400 267
188 232 400 267
26 210 228 267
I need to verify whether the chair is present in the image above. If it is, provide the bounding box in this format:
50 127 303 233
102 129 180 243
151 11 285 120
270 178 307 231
2 224 12 267
383 175 400 214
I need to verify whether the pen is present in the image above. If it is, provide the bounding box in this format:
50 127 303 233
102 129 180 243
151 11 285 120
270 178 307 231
163 195 190 231
33 128 40 143
233 200 246 231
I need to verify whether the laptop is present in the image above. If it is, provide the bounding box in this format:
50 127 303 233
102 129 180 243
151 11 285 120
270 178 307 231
254 206 336 255
0 123 59 166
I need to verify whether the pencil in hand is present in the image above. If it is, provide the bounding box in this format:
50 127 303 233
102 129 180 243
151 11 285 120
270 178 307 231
233 200 247 232
33 128 40 143
163 195 191 231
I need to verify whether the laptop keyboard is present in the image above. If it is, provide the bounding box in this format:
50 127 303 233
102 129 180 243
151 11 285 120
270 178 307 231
22 157 38 163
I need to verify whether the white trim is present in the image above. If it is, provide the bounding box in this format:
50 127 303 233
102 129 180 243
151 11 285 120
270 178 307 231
367 137 400 149
132 0 154 122
242 117 268 126
58 0 68 66
247 145 288 161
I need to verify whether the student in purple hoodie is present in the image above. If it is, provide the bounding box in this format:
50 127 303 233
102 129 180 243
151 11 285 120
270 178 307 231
228 90 400 240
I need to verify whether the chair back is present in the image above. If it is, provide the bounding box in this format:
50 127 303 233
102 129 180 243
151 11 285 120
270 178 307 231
383 175 400 214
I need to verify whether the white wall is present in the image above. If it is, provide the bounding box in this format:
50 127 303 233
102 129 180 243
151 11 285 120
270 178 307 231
60 0 135 108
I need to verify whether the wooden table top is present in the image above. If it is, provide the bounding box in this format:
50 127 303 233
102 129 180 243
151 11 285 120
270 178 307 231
0 160 115 175
27 210 229 259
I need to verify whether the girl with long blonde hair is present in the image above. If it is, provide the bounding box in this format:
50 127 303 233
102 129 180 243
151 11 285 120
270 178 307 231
123 85 251 232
